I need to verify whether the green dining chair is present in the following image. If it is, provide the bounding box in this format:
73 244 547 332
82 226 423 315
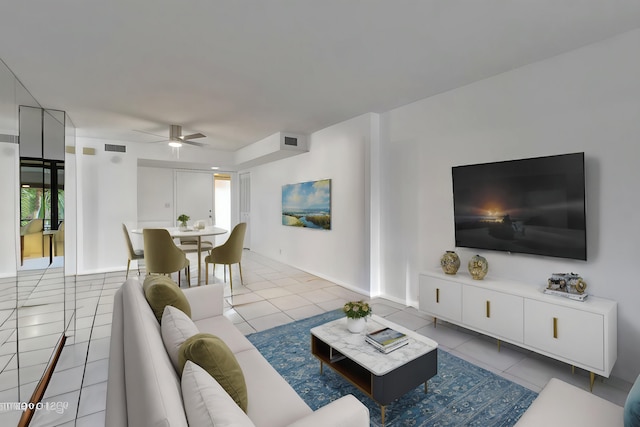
204 222 247 290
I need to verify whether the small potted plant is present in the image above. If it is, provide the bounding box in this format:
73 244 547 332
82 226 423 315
177 214 190 229
343 300 371 333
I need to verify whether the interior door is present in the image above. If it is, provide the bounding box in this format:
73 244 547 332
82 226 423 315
175 171 214 227
239 172 250 249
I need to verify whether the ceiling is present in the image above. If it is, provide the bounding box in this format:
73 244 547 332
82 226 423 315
1 1 640 152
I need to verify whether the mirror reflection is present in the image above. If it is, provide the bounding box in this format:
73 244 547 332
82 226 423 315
1 58 75 424
19 159 65 268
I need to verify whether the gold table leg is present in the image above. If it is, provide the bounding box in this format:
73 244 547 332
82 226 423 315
590 371 595 392
381 405 386 425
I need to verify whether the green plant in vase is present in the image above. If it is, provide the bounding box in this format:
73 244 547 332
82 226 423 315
177 214 190 228
343 301 372 333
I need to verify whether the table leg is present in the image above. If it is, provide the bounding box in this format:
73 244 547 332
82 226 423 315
381 405 386 425
319 361 323 375
425 382 428 393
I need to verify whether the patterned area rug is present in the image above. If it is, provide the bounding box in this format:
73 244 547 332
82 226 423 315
247 310 537 427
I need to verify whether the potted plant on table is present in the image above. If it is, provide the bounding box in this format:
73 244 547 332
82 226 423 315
177 214 190 229
343 300 372 333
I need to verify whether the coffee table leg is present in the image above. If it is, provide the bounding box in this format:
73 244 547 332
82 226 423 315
319 360 323 375
381 405 386 425
425 382 428 393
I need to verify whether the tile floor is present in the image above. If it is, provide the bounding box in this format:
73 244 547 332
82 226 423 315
1 250 633 426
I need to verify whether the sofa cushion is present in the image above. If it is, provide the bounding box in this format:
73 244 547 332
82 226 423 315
192 316 255 354
625 374 640 427
514 378 623 427
181 361 256 427
143 275 191 322
234 348 312 427
161 306 199 371
179 333 248 412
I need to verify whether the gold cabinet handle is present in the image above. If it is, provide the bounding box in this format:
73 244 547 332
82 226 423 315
553 317 558 339
436 288 440 303
486 300 491 318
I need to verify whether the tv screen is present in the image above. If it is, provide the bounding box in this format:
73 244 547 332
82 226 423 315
452 153 587 261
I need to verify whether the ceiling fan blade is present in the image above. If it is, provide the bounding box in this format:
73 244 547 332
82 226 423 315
181 133 206 140
182 140 207 147
183 140 206 147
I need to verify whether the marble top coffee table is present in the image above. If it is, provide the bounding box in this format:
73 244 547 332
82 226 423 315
310 314 438 424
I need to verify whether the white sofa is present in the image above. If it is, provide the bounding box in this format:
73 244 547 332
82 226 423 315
516 375 640 427
105 278 370 427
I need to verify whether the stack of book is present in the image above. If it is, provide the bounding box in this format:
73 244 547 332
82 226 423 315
365 327 409 353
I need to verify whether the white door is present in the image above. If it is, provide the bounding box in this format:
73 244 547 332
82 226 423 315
175 171 214 226
239 172 250 249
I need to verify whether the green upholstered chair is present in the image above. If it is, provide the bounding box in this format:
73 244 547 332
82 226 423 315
20 218 44 264
143 228 191 285
122 223 144 278
204 222 247 291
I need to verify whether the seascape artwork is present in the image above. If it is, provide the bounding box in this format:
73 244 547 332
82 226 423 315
282 179 331 229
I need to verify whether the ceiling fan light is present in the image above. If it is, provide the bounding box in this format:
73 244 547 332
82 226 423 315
168 141 182 148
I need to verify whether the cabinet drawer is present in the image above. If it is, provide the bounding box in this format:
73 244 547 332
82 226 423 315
524 299 604 371
419 275 462 322
463 286 524 342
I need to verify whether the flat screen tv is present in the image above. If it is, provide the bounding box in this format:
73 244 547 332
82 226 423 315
452 152 587 261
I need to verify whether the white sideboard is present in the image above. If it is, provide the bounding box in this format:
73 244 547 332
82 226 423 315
418 270 617 389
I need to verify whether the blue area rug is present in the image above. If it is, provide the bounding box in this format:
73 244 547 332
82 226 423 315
247 310 537 427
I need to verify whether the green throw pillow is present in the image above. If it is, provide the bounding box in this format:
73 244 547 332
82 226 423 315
625 374 640 427
143 275 191 323
178 333 248 412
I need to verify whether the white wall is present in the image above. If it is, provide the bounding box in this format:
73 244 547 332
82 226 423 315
0 141 18 277
381 29 640 381
246 114 374 294
77 140 138 273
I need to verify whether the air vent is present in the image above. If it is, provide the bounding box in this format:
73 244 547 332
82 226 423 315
283 136 298 146
0 134 18 144
105 144 126 153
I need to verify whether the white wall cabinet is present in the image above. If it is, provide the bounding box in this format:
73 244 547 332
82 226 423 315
419 271 617 384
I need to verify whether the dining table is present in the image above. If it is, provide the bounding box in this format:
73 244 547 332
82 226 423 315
133 225 227 285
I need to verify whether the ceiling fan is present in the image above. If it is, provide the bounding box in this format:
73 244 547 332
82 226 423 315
138 124 207 147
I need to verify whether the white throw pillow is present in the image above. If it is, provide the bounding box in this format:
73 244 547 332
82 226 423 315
182 361 256 427
161 305 200 371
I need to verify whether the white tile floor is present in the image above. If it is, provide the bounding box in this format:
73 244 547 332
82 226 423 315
1 250 633 426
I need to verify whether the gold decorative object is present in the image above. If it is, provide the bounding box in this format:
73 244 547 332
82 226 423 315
440 251 460 275
468 254 488 280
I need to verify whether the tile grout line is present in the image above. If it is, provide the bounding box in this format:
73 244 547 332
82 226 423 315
69 273 106 425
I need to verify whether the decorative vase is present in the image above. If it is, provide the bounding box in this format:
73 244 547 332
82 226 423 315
468 254 488 280
346 317 366 334
440 251 460 275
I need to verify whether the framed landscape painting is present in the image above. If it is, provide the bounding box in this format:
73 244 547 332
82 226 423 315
282 179 331 229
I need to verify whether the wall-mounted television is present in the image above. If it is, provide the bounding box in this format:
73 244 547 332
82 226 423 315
452 152 587 261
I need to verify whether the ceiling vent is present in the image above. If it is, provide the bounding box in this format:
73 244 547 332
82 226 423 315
105 144 126 153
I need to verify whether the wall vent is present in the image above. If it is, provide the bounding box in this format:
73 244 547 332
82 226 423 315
105 144 126 153
283 136 298 146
